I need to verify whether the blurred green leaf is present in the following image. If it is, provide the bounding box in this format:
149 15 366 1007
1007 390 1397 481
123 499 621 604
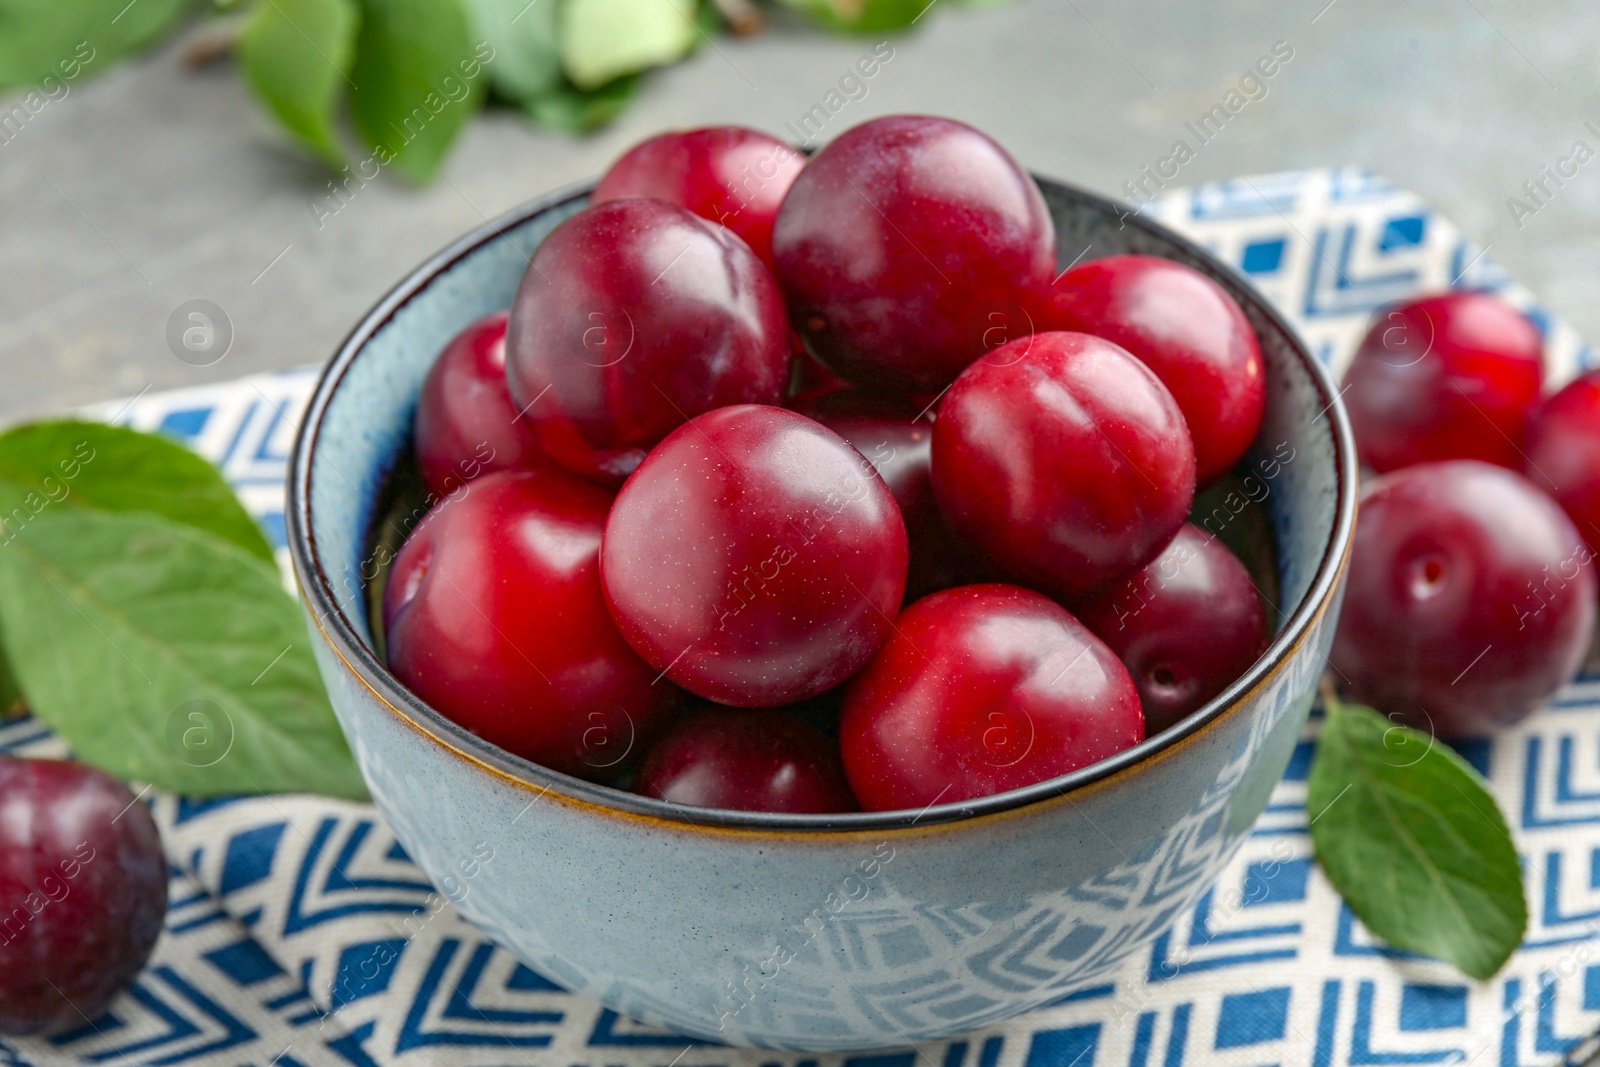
522 72 635 131
464 0 559 102
691 0 721 40
772 0 927 32
0 0 191 91
559 0 694 91
348 0 484 181
239 0 360 165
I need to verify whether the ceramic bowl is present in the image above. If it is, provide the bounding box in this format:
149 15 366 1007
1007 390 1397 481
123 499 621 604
286 176 1358 1051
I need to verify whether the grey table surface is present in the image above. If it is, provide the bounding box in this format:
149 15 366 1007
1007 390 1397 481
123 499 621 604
1 0 1596 423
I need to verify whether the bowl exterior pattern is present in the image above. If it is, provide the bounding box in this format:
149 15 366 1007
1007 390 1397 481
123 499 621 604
291 181 1354 1050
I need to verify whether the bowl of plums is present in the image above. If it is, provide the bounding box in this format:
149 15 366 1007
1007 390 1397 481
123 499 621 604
287 115 1595 1049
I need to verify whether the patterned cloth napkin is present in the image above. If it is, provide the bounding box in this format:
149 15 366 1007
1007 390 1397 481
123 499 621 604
4 169 1599 1067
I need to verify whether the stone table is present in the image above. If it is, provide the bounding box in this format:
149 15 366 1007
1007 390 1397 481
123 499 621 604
1 0 1596 420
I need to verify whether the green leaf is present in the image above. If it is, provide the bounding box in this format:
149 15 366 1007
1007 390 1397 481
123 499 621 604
348 0 485 182
0 422 273 723
239 0 360 165
522 73 635 131
691 0 721 39
0 0 191 91
559 0 694 91
771 0 927 32
464 0 559 102
0 655 20 716
1308 694 1526 979
0 421 273 562
0 508 365 798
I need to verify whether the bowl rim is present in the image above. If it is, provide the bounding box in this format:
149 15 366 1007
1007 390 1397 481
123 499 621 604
287 174 1358 834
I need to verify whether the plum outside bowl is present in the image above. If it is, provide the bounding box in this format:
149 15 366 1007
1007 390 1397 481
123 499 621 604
286 176 1358 1050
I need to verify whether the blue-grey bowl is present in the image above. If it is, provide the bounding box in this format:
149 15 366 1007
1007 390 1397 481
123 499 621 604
286 175 1358 1051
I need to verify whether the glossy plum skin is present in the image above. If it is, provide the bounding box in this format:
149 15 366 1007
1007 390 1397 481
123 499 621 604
1342 291 1544 473
0 757 167 1036
634 708 857 814
1076 524 1268 736
931 331 1197 602
791 389 973 602
413 310 551 499
1037 255 1265 486
1331 461 1596 737
592 127 805 269
506 198 790 485
384 468 677 778
1524 370 1600 556
601 405 908 708
771 115 1056 392
839 584 1144 812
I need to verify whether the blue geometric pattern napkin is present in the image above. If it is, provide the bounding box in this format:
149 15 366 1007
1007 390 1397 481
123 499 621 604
4 169 1599 1067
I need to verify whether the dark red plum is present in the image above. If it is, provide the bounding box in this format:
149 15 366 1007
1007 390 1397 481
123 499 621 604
1342 291 1543 473
506 199 790 485
592 126 804 269
384 468 678 777
601 405 907 708
1331 460 1595 736
772 115 1056 392
931 331 1197 602
634 708 857 814
839 584 1144 811
0 757 167 1036
1075 524 1268 735
413 310 552 499
1524 369 1600 557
